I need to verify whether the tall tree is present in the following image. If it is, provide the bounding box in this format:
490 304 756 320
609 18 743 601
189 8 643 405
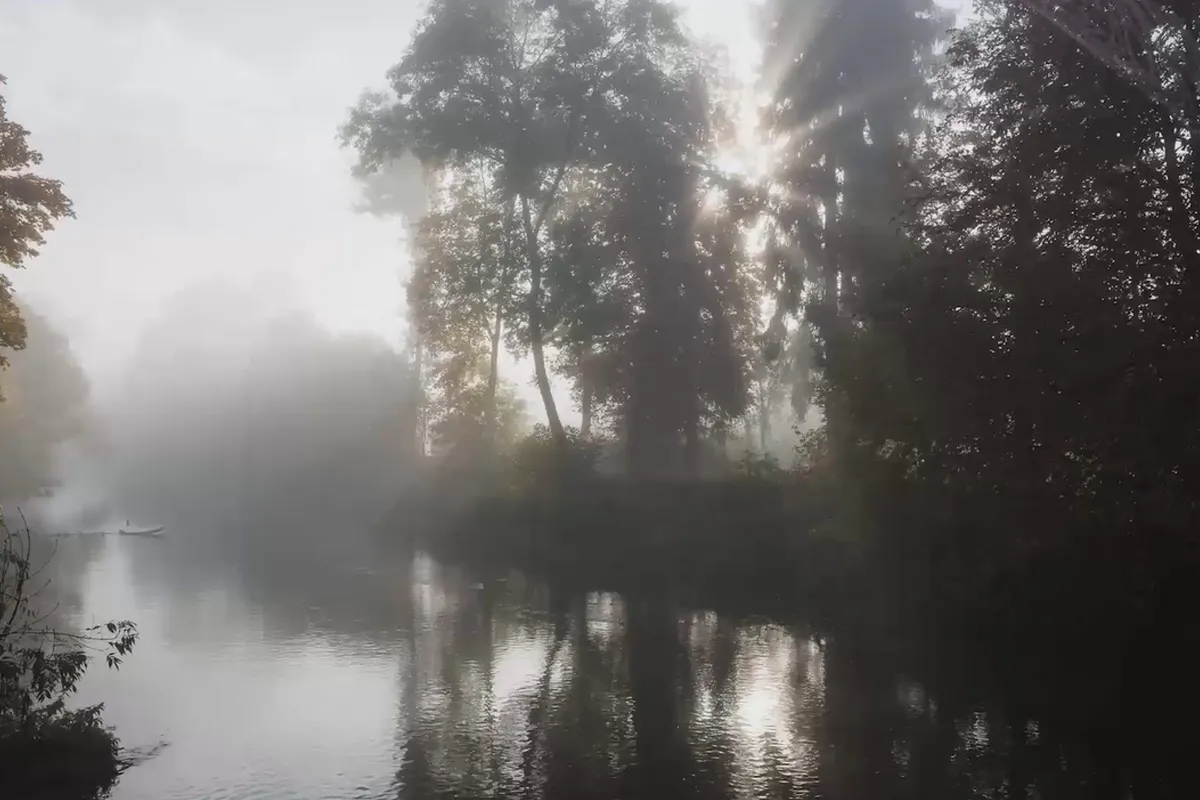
537 63 758 476
857 0 1200 544
759 0 948 445
342 0 721 446
541 176 617 439
343 0 577 442
0 75 74 370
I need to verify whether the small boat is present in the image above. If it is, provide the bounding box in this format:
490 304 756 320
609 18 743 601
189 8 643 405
118 525 165 538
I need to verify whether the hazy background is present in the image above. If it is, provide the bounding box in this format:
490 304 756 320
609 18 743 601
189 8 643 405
0 0 971 529
0 0 763 409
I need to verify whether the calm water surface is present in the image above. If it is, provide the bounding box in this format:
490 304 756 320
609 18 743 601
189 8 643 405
52 533 1134 799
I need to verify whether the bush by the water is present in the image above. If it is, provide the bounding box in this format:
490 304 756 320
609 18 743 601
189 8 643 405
0 514 137 799
402 427 846 618
509 425 602 495
398 416 1200 675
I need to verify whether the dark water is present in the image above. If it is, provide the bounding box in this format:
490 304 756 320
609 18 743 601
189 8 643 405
50 533 1157 799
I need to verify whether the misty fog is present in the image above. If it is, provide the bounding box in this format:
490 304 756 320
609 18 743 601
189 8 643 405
5 0 1197 798
0 0 802 539
93 281 416 532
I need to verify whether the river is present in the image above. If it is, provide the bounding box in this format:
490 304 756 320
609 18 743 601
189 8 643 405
49 532 1156 799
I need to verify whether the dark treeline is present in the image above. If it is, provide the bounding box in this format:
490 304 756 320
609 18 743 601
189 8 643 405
344 0 1200 701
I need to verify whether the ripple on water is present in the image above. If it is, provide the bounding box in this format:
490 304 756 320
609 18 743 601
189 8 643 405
60 541 1127 800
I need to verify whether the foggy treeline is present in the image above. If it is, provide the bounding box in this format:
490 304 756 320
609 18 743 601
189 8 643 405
3 0 1200 797
0 305 89 506
340 0 1200 542
1 285 419 536
336 0 1200 653
2 0 1197 632
100 282 418 532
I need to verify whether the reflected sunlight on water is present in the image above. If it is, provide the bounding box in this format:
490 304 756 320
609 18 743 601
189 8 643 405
46 534 1132 799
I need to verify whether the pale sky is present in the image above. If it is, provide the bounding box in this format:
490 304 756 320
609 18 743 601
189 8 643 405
1 0 425 383
1 0 964 416
0 0 763 414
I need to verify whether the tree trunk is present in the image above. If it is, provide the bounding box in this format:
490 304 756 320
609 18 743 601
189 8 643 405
486 302 503 431
683 325 701 478
580 374 593 439
412 336 426 458
1162 119 1200 270
820 149 845 453
482 178 504 435
521 195 566 443
683 410 699 478
759 403 770 453
823 150 840 312
577 340 594 438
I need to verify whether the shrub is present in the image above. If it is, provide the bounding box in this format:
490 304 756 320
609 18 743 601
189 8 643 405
510 425 601 496
732 451 787 482
0 512 138 798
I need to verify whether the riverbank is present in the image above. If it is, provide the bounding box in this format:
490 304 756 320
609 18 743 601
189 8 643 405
388 458 1200 693
0 718 126 800
387 465 1200 799
396 476 822 606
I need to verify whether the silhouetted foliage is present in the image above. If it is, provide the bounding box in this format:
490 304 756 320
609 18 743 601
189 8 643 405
0 514 137 799
511 424 600 495
345 0 758 469
382 0 1200 666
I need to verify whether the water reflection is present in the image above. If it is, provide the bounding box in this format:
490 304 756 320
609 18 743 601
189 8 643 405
47 535 1156 799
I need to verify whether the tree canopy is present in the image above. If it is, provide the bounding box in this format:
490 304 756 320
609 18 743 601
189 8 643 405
342 0 1200 557
0 76 73 366
345 0 767 475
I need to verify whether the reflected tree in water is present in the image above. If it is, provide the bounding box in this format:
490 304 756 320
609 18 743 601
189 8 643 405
378 555 1161 800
